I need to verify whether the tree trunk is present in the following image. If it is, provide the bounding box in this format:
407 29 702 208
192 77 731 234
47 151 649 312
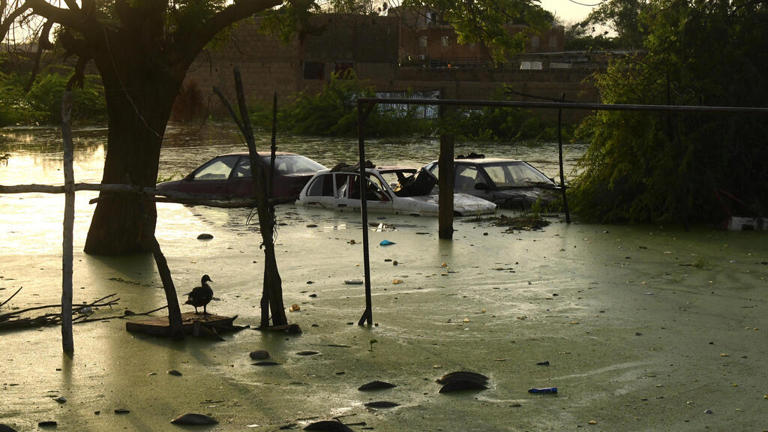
84 53 181 255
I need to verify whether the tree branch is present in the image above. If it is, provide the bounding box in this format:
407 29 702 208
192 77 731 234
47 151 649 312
178 0 282 62
26 0 88 31
0 1 31 43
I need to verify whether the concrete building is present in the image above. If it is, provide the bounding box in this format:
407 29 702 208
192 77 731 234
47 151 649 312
175 13 606 122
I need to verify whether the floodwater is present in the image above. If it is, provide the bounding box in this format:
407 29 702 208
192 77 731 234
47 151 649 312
1 125 767 431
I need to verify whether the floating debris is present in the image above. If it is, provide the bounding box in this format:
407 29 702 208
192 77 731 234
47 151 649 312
528 387 558 394
437 371 489 393
167 369 182 376
379 240 395 246
38 421 57 428
249 350 270 360
289 304 301 312
358 380 397 391
114 408 130 414
303 420 354 431
344 280 363 285
197 233 213 240
171 413 218 425
364 401 399 408
253 360 280 366
0 424 18 432
536 361 550 366
297 350 319 356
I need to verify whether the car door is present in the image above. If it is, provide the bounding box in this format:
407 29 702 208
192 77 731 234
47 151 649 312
301 172 338 208
336 172 393 213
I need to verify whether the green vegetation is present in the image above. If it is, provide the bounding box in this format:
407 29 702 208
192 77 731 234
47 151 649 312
250 75 573 141
0 66 105 127
570 0 768 224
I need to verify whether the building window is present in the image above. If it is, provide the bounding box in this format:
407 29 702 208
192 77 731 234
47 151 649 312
530 35 540 50
418 36 428 48
426 12 437 24
548 36 559 49
441 36 449 47
303 61 324 80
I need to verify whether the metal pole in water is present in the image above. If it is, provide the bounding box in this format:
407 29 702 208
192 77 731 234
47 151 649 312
557 94 571 223
357 101 373 326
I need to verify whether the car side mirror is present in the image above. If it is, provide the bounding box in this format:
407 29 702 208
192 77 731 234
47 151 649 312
475 182 489 190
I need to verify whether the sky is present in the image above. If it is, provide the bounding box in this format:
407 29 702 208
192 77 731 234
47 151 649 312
539 0 602 24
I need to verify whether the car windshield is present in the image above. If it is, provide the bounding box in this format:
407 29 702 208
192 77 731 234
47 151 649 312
192 155 238 181
234 155 326 177
481 162 552 187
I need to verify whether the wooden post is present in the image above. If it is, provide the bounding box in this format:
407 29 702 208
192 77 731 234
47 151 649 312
557 94 571 223
61 91 75 354
438 105 455 239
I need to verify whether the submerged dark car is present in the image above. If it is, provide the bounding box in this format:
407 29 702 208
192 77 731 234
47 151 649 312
157 152 326 204
423 156 561 210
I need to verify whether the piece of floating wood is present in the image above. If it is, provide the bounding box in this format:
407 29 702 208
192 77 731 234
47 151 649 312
125 312 241 337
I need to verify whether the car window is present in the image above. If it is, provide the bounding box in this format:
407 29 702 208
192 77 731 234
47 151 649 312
306 174 335 197
336 173 389 201
233 155 327 178
482 162 551 187
276 155 327 175
192 155 238 181
454 165 479 191
427 163 439 180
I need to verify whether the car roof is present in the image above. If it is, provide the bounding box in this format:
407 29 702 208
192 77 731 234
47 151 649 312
377 166 417 172
218 151 297 157
456 158 523 163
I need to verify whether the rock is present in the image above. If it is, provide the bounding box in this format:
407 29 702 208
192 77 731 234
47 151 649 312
114 409 130 414
249 350 270 360
197 233 213 240
536 361 550 366
303 420 354 431
54 396 67 403
344 280 363 285
306 224 318 228
170 413 219 425
0 424 18 432
297 350 319 356
436 371 489 385
253 361 280 366
309 293 317 298
290 304 301 312
37 421 57 428
364 401 399 408
167 369 182 376
439 380 488 393
358 380 396 391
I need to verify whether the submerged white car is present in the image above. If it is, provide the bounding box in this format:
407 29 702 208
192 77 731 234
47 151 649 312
296 166 496 216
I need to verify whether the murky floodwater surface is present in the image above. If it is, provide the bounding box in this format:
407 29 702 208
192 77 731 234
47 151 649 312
1 125 766 431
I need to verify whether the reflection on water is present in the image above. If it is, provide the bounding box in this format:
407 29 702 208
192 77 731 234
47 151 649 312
0 123 585 256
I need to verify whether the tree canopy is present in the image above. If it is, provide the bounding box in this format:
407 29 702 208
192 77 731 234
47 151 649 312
571 0 768 224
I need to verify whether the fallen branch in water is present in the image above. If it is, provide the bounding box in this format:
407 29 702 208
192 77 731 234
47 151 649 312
0 293 120 331
0 286 23 309
74 305 168 324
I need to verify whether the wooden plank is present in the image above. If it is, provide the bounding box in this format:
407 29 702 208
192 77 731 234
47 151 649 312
125 313 238 337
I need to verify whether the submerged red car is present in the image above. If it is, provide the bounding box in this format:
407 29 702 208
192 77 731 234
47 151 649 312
157 152 327 204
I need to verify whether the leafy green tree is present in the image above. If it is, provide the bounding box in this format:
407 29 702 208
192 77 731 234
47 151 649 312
571 0 768 224
580 0 651 49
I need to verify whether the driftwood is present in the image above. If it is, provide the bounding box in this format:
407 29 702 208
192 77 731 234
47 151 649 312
0 286 23 308
0 293 119 331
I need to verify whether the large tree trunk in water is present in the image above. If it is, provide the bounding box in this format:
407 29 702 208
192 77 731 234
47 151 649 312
84 61 180 255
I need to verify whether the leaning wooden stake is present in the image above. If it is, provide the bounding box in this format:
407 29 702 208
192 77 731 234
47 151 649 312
61 91 75 354
150 237 184 337
214 69 287 328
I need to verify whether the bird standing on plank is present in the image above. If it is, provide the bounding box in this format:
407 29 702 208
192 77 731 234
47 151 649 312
185 275 213 314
